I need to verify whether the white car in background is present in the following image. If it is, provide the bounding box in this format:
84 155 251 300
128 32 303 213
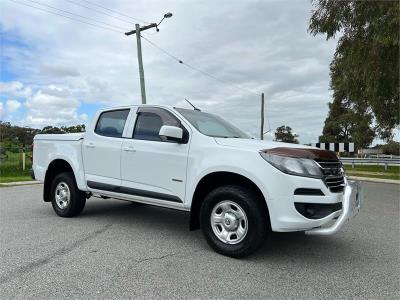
32 105 362 257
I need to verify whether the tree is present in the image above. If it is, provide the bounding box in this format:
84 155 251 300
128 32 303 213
309 0 399 140
0 121 40 146
40 125 85 134
319 97 375 149
0 122 86 146
61 124 86 133
382 141 400 156
274 125 299 144
40 126 64 134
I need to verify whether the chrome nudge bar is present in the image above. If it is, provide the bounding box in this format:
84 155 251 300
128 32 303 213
305 179 362 236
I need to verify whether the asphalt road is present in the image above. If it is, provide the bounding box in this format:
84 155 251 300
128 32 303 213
0 182 399 299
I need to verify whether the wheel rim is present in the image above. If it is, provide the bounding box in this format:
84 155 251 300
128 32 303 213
55 182 70 209
210 200 248 245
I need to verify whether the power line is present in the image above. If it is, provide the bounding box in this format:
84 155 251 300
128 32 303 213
10 0 261 98
140 35 183 62
140 34 266 130
80 0 151 24
64 0 146 26
182 62 260 96
23 0 128 31
140 35 261 96
9 0 124 33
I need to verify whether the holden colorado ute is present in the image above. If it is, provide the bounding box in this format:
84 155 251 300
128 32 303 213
32 105 362 258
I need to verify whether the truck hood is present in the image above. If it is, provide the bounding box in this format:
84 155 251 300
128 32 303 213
214 138 314 152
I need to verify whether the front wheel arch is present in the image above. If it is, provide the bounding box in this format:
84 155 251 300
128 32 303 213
200 184 268 257
189 171 270 231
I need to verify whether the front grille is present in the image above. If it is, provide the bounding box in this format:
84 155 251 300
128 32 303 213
315 160 345 193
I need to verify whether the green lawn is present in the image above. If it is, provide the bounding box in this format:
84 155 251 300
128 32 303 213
347 173 400 181
343 164 400 181
343 164 399 174
0 151 33 183
0 176 33 183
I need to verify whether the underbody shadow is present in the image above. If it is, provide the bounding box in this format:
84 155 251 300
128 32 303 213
45 197 357 261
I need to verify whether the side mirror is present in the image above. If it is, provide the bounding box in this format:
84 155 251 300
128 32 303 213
159 125 183 143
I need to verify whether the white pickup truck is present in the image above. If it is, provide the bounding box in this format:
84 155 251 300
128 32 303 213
32 105 362 257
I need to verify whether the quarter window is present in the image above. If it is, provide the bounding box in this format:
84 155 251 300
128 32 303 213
95 109 130 138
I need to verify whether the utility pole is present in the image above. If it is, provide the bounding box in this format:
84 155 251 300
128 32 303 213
125 13 173 105
134 24 146 104
260 92 265 140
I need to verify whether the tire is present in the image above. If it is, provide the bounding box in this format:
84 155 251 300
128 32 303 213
50 172 86 217
200 185 268 258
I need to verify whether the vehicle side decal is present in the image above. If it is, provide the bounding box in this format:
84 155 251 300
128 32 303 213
87 181 182 203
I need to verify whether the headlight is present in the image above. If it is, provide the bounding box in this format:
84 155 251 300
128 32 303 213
260 151 323 178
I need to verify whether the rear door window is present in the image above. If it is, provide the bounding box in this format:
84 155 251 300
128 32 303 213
95 109 130 138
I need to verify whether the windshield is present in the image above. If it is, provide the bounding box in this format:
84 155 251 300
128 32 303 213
175 108 250 139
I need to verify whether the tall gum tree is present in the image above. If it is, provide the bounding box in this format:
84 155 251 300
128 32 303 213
309 0 399 142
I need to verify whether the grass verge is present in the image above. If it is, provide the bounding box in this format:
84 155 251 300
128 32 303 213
346 173 400 181
0 176 33 183
343 164 399 181
343 164 399 174
0 151 33 183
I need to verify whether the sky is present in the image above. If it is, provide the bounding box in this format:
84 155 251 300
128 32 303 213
0 0 340 143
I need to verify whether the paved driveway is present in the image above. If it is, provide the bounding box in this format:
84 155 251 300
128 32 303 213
0 182 399 299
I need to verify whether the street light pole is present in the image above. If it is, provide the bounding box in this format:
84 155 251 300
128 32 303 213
125 13 173 105
134 24 147 104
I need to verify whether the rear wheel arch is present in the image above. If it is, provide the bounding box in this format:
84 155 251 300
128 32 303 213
43 159 76 202
50 171 86 217
189 171 270 230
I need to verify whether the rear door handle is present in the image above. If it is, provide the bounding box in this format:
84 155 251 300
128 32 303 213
86 143 95 148
123 146 136 152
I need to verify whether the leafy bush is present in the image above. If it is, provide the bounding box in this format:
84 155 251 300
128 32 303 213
382 141 400 156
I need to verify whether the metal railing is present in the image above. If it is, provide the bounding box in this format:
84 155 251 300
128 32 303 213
368 154 400 159
340 157 400 169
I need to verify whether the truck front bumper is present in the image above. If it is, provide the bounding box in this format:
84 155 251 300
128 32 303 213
304 179 362 236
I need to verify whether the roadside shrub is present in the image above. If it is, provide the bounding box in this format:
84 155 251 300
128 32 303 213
382 141 400 156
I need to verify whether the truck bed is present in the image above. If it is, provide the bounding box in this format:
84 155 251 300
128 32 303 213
33 133 87 191
34 133 85 141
